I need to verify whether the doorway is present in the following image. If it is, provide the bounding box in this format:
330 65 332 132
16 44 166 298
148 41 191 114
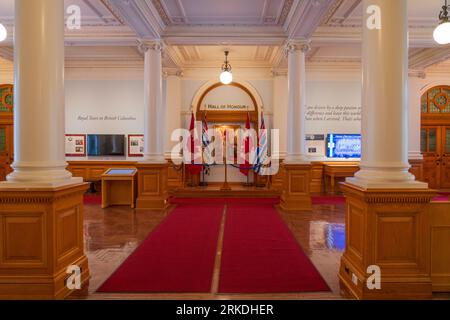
421 85 450 190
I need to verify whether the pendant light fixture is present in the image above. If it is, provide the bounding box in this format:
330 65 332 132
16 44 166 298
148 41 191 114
0 23 7 42
433 0 450 45
219 50 233 85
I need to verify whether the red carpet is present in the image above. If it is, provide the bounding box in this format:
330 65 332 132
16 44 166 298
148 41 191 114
312 195 346 205
219 204 330 293
98 204 223 293
83 194 102 205
169 197 280 206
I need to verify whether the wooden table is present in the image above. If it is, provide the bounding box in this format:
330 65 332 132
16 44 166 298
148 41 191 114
101 168 137 208
323 162 360 194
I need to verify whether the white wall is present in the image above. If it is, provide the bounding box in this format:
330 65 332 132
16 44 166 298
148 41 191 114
65 80 145 135
0 58 13 84
305 80 362 135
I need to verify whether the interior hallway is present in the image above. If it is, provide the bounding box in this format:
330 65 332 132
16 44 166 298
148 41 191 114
79 197 345 300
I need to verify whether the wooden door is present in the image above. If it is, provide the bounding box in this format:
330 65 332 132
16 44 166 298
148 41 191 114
0 124 13 181
440 126 450 189
422 126 441 189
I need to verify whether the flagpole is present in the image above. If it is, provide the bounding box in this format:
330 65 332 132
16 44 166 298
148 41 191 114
199 111 208 187
221 128 231 191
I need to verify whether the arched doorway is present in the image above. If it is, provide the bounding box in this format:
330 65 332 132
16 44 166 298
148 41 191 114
192 80 262 127
420 85 450 189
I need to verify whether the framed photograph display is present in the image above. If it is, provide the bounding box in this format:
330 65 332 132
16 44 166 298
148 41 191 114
128 134 144 157
65 134 86 157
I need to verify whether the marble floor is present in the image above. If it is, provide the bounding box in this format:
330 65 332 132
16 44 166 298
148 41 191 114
78 198 347 300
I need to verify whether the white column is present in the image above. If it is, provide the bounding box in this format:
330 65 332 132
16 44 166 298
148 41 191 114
347 0 427 189
4 0 80 187
164 71 182 159
408 75 424 161
140 40 166 163
284 40 310 163
272 72 288 159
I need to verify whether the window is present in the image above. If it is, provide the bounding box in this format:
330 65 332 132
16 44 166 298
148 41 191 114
421 85 450 114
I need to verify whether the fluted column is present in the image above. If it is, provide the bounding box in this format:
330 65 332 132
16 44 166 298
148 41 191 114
5 0 80 187
140 40 166 163
347 0 426 189
284 40 310 164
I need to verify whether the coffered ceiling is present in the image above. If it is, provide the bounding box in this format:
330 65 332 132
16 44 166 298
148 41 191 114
153 0 293 26
0 0 449 73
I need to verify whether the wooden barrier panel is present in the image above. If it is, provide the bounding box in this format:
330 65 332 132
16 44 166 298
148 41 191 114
430 201 450 292
339 183 435 299
0 183 90 299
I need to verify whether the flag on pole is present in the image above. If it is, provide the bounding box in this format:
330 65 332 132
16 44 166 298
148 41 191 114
186 111 203 175
256 111 268 174
202 112 213 166
240 112 252 176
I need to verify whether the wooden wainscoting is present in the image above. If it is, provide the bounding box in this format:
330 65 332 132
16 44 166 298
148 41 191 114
0 183 90 299
67 161 138 182
430 201 450 292
135 163 170 210
280 163 312 211
166 160 184 191
339 183 435 299
310 162 324 194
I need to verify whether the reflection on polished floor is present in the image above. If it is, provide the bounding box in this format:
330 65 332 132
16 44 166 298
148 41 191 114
80 200 346 300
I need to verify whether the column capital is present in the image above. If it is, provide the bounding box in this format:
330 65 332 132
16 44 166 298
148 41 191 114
284 39 311 55
138 39 164 54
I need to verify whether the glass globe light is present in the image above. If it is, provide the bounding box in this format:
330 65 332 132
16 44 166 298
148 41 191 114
0 24 7 42
433 21 450 45
220 71 233 85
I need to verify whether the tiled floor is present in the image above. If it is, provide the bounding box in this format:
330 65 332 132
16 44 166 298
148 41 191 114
80 199 346 300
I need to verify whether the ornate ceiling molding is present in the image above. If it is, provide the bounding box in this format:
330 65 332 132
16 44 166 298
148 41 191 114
100 0 126 25
151 0 172 26
285 0 339 39
278 0 295 26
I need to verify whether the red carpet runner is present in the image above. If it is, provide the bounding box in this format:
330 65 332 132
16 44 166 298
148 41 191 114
98 204 223 293
219 204 330 293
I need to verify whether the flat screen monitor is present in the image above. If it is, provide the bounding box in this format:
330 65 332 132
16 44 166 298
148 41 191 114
326 134 361 159
87 134 125 156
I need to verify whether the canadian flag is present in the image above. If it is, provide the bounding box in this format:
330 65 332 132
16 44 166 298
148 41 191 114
186 111 203 175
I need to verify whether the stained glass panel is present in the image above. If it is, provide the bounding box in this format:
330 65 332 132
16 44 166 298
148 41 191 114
0 85 13 113
0 128 6 153
429 88 440 100
429 129 437 152
420 129 427 153
430 101 440 113
421 94 428 113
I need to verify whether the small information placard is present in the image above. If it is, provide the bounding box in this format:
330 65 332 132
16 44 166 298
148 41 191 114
65 134 86 157
128 135 144 157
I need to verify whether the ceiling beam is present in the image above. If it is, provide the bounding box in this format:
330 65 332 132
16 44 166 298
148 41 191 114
108 0 164 39
285 0 339 39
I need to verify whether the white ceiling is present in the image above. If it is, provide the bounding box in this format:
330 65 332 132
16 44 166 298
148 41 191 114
0 0 124 26
322 0 445 26
0 0 449 72
156 0 291 26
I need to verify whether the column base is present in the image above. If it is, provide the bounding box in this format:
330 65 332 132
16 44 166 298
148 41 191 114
339 183 435 299
280 163 312 211
347 166 428 189
136 163 169 210
0 183 90 299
